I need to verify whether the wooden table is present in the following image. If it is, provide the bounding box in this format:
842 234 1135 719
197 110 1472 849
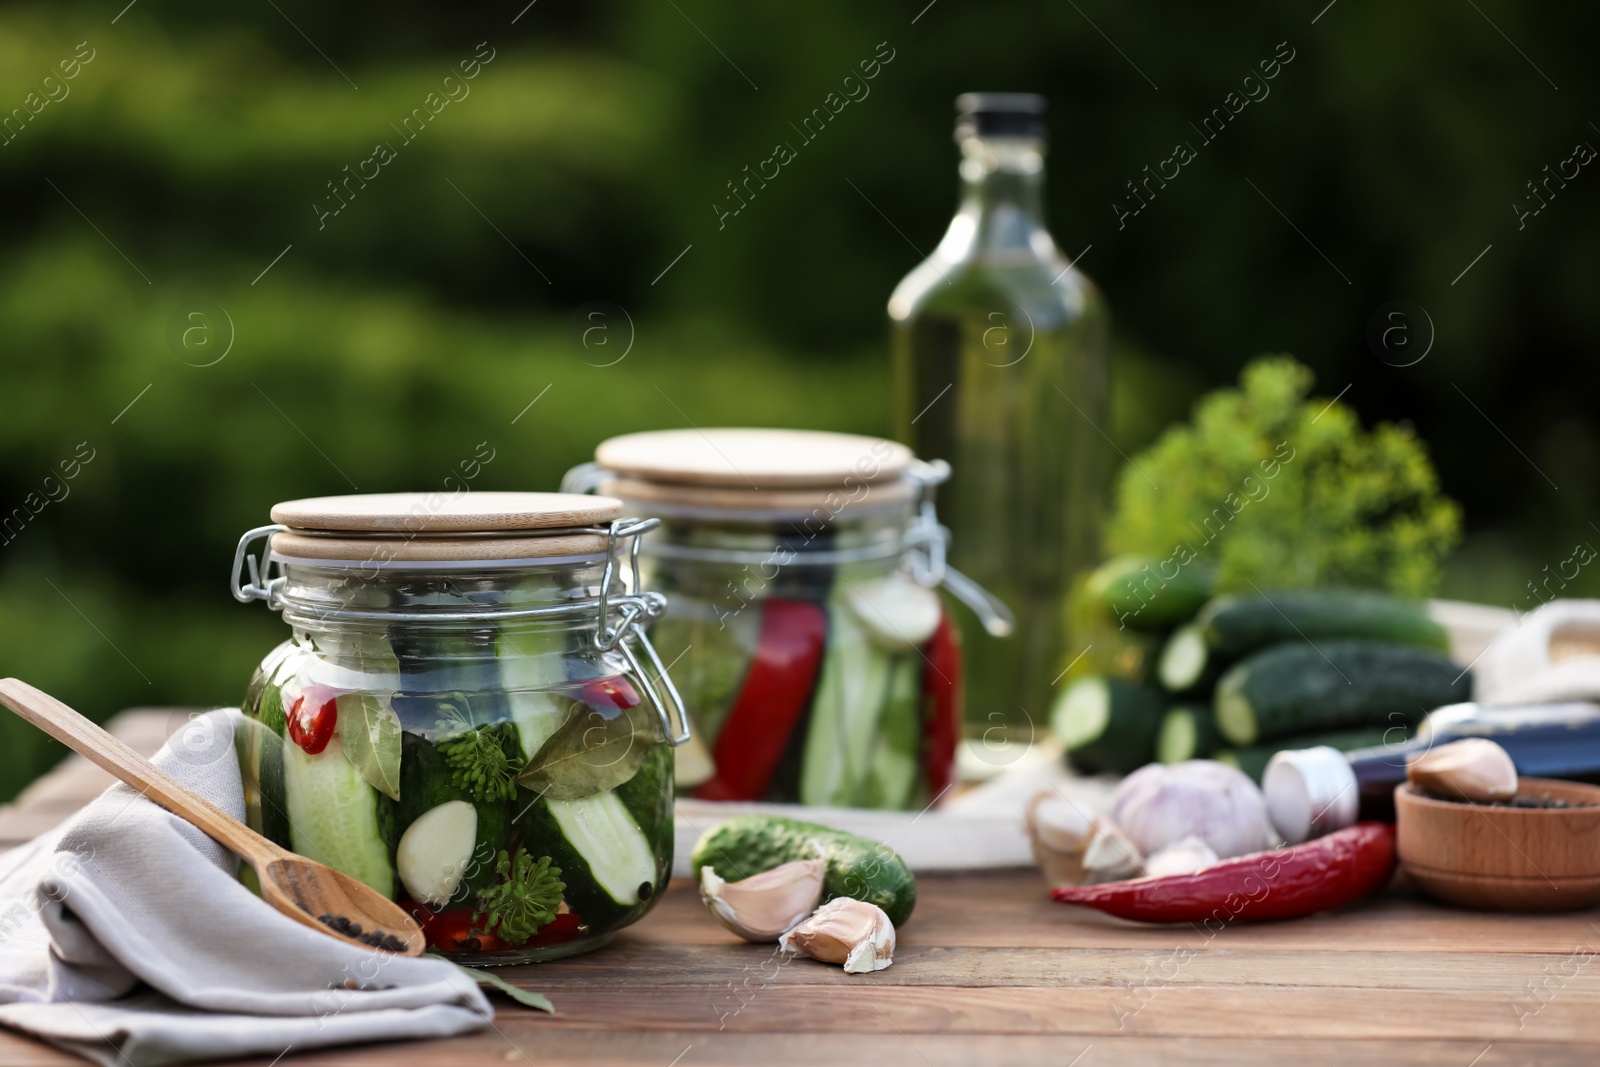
3 712 1599 1066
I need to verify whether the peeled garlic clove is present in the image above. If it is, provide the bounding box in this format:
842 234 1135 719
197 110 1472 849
699 859 826 942
1081 819 1145 884
779 897 895 973
1408 738 1518 802
1143 835 1219 878
1025 790 1144 886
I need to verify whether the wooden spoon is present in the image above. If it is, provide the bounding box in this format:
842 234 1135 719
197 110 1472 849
0 678 424 956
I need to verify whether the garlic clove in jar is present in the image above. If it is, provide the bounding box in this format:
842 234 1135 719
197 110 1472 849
779 897 895 973
699 859 827 942
1407 738 1518 803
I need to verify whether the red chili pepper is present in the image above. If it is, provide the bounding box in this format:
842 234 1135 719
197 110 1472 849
695 599 828 802
405 901 510 954
581 675 642 713
287 685 339 754
921 613 963 802
1050 822 1397 924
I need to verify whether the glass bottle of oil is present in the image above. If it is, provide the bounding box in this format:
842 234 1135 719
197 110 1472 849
889 93 1110 734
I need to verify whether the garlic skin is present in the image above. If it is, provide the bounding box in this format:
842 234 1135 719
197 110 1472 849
699 859 826 942
1026 790 1143 885
1407 738 1518 802
1111 760 1276 860
779 897 895 973
1143 835 1220 878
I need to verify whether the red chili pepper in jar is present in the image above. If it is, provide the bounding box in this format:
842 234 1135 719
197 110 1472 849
695 599 829 802
405 901 510 954
287 684 340 755
581 675 642 714
1050 822 1396 924
921 614 963 801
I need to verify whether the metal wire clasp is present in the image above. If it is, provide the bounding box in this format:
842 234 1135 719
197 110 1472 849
231 524 286 608
905 460 1016 638
597 517 691 747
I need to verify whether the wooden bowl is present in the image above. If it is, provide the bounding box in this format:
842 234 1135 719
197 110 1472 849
1396 777 1600 912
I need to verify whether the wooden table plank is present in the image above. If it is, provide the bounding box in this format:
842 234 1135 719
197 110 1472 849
3 710 1599 1066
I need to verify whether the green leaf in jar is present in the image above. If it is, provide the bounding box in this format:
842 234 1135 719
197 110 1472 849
334 691 403 801
515 699 651 800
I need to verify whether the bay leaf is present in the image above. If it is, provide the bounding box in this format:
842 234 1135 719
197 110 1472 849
334 691 403 800
444 961 555 1013
515 699 650 800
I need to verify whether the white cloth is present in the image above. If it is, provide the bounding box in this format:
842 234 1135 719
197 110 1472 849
1474 599 1600 706
0 710 492 1067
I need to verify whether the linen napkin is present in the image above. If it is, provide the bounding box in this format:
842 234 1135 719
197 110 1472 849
0 709 494 1067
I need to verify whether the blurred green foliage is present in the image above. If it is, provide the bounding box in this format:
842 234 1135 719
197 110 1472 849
1 1 1597 799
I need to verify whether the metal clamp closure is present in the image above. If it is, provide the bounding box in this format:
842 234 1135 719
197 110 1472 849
905 460 1016 638
231 525 287 608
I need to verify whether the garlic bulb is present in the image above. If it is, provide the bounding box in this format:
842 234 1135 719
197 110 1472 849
1025 790 1143 885
1407 738 1517 802
1111 760 1275 860
1143 835 1220 878
780 897 895 973
699 859 826 942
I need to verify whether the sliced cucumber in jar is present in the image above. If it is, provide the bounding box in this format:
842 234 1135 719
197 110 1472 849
800 604 893 807
548 792 655 907
282 735 396 897
844 573 941 651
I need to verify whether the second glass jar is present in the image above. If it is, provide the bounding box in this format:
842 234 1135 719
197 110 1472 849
566 429 1012 810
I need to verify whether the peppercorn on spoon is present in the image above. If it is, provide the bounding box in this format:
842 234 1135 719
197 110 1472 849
0 678 424 956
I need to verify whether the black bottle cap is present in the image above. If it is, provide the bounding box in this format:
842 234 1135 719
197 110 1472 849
955 93 1046 140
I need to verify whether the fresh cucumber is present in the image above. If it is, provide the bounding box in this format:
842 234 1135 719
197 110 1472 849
1214 639 1469 746
1216 727 1397 783
1051 675 1164 775
1087 555 1214 631
1199 589 1449 659
799 603 892 806
690 814 917 926
1157 624 1217 693
1155 704 1221 763
282 735 396 897
524 790 660 930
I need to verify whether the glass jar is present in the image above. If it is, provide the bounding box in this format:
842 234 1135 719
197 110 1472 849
229 492 689 963
563 429 1011 810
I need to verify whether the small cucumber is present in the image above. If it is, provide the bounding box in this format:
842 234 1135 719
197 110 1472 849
1051 675 1164 775
1199 589 1449 659
282 735 395 897
1087 555 1214 631
1215 639 1469 746
1157 623 1218 694
690 814 916 926
1156 704 1221 763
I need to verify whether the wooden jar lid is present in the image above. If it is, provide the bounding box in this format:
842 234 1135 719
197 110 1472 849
269 492 623 564
593 429 915 515
271 492 621 532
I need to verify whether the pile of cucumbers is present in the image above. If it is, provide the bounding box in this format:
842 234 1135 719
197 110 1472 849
1051 556 1472 780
